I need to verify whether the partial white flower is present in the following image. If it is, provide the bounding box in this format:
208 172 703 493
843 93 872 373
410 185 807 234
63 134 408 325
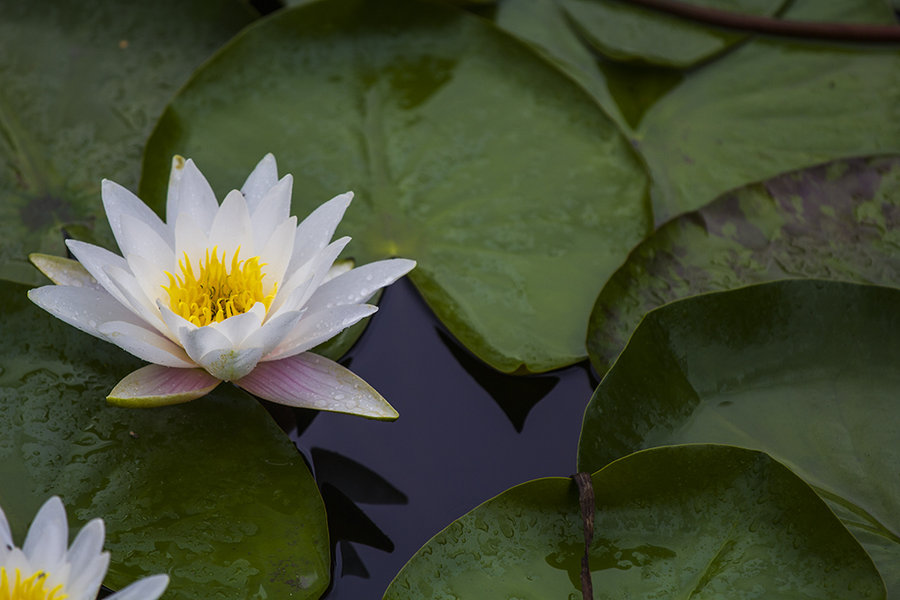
0 496 168 600
28 154 415 419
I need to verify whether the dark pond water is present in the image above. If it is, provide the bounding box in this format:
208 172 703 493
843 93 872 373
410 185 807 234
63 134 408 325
285 277 598 599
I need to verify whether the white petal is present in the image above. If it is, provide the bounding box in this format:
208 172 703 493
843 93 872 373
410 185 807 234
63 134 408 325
270 237 351 317
97 321 195 368
105 574 170 600
266 304 377 361
207 303 265 346
29 254 100 289
126 254 176 332
174 207 210 265
258 216 296 295
305 258 416 312
176 159 219 231
28 286 147 339
241 309 305 356
107 365 220 407
173 319 232 365
288 192 353 273
0 502 13 554
323 259 354 283
65 240 131 307
197 346 263 381
105 265 169 331
209 189 253 258
166 156 186 224
236 353 398 420
23 497 67 572
241 153 278 211
118 213 176 273
102 180 172 250
250 175 292 250
63 520 107 599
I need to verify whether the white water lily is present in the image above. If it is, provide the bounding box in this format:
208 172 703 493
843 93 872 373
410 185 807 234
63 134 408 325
28 155 414 419
0 496 168 600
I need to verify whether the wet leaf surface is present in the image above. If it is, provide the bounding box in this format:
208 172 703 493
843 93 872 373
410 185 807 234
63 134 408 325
580 280 900 594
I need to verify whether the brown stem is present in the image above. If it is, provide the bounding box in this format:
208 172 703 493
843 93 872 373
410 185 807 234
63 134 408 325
572 472 595 600
617 0 900 43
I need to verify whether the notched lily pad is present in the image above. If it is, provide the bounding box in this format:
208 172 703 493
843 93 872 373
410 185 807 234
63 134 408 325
587 155 900 374
0 0 256 286
384 444 884 599
0 283 330 600
140 0 650 374
580 280 900 595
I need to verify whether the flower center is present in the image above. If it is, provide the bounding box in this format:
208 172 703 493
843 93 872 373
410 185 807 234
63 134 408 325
163 247 277 327
0 568 67 600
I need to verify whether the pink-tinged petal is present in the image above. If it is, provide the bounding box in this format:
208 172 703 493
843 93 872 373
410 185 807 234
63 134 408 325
258 216 296 295
198 346 264 381
65 240 131 307
270 237 351 316
28 286 146 339
105 574 169 600
241 153 278 212
23 497 67 571
102 179 172 249
209 189 253 257
242 309 305 356
207 302 265 346
323 259 354 283
119 213 175 272
306 258 416 312
107 365 220 407
236 353 398 420
250 174 292 249
29 254 100 288
97 321 195 368
266 304 377 361
177 159 219 231
288 192 353 273
166 155 186 224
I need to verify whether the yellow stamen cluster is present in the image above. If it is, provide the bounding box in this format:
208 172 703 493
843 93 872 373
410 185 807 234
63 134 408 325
0 568 67 600
163 247 277 327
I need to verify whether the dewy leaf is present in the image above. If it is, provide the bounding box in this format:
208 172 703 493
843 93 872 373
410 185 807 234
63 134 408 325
384 445 884 599
587 155 900 374
139 0 651 374
495 0 900 221
560 0 787 68
0 283 330 600
579 280 900 595
0 0 256 286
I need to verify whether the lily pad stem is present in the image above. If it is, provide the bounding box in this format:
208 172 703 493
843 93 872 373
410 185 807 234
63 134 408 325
572 472 595 600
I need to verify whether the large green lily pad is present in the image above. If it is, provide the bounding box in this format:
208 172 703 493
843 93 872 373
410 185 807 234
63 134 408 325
139 0 650 374
560 0 787 68
587 155 900 374
495 0 900 221
384 444 884 599
0 283 330 599
0 0 256 286
579 280 900 595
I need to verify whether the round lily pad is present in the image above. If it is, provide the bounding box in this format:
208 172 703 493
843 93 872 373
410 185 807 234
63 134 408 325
0 0 256 286
0 283 330 600
384 444 884 599
139 0 650 374
579 280 900 595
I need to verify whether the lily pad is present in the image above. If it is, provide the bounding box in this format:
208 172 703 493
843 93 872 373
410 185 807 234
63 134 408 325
0 0 256 286
579 280 900 595
384 444 884 599
587 155 900 374
495 0 900 221
560 0 786 68
0 283 330 599
139 0 651 374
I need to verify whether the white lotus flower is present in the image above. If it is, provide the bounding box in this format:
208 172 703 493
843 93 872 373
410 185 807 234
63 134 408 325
0 496 168 600
28 154 414 419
